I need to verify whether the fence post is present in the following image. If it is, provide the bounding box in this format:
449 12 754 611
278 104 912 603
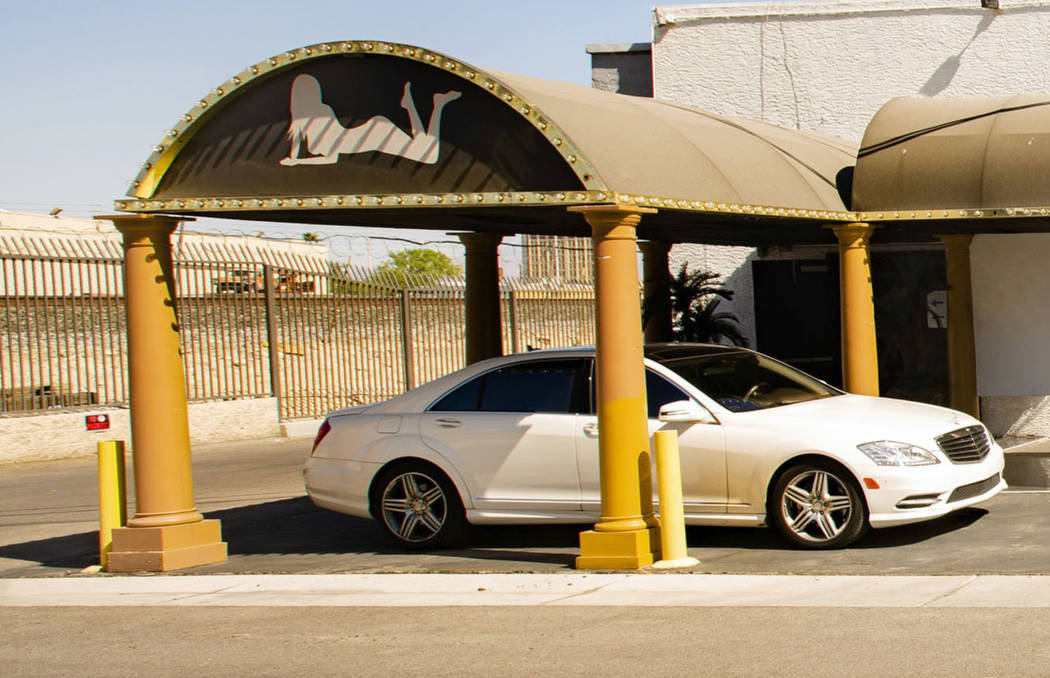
401 287 415 390
508 289 520 354
263 265 282 414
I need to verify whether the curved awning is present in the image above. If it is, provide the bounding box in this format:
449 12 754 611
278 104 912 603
852 95 1050 236
116 40 856 246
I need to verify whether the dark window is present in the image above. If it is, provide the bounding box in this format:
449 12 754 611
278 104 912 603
645 369 691 419
585 364 693 419
430 359 590 414
430 375 482 411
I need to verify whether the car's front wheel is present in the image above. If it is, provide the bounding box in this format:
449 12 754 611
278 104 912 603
372 462 465 550
770 461 868 549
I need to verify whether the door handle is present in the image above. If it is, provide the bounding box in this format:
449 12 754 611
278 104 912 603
583 423 599 437
435 418 462 428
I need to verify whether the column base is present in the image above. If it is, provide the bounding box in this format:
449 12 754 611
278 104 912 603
106 519 227 572
575 527 661 570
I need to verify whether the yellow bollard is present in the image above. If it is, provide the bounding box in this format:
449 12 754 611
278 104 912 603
97 441 128 571
651 430 700 570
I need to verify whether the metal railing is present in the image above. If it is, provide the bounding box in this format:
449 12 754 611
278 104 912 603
1 236 597 420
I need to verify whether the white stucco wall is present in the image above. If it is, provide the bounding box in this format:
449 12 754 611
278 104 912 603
970 234 1050 436
0 398 281 464
652 0 1050 141
972 234 1050 397
646 0 1050 434
670 244 758 344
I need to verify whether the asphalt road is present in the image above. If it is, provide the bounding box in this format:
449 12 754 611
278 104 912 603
5 605 1050 677
3 436 1050 577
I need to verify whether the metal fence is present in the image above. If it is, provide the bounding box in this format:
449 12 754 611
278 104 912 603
1 236 596 420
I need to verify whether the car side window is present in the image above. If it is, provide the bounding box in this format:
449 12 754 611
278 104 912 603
430 359 590 414
430 376 482 411
645 369 693 419
585 364 696 418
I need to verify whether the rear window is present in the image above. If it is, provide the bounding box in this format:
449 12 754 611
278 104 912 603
430 359 590 414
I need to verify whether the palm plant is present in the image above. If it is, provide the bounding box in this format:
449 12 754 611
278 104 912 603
644 263 748 346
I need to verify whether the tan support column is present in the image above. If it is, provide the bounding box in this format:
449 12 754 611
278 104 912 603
101 214 226 572
639 240 673 343
831 223 880 396
569 205 659 569
458 232 504 364
939 234 979 418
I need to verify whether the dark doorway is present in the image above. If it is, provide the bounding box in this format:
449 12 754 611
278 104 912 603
753 257 842 387
752 251 948 405
871 250 948 406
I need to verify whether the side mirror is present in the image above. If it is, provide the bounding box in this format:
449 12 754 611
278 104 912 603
658 400 716 424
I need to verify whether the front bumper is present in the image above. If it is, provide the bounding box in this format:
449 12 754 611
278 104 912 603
864 446 1007 528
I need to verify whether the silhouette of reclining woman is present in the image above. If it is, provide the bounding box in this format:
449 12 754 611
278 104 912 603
279 74 462 166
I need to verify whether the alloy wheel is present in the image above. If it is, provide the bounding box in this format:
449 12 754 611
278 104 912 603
380 471 448 543
780 469 855 544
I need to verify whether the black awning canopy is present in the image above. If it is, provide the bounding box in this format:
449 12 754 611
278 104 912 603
118 40 858 247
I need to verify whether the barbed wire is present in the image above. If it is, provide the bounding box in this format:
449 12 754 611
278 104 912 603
2 206 593 250
0 221 596 274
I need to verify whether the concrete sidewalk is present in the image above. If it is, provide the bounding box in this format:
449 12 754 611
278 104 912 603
6 573 1050 608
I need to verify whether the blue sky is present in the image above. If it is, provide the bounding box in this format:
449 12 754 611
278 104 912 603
1 0 751 267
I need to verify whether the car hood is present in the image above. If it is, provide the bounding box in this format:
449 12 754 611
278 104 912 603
735 394 985 447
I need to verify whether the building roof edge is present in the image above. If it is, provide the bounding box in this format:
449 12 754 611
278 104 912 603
655 0 1048 24
585 42 652 55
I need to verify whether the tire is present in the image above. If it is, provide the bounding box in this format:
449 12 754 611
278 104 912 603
770 461 868 549
372 462 465 550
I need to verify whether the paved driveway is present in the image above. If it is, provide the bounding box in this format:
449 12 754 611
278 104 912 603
2 436 1049 577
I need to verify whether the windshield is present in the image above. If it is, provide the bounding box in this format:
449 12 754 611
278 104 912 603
653 349 842 412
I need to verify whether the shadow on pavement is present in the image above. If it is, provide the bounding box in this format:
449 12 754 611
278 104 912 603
206 497 579 567
0 531 98 572
0 496 992 574
682 506 990 551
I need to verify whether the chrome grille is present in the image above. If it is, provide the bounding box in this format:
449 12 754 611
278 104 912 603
947 473 1000 503
936 425 991 464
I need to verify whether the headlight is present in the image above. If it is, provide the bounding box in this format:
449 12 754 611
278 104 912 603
857 441 940 466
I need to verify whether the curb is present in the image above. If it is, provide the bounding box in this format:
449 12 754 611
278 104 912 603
6 573 1050 608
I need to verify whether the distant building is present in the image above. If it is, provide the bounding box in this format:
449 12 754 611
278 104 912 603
0 210 329 296
520 234 593 282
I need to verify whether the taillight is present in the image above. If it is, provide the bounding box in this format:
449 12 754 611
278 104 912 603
311 419 332 456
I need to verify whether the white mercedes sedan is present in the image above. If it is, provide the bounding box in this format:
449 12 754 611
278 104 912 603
304 344 1005 550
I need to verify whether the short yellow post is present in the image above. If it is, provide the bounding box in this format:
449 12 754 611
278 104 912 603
651 430 699 570
97 440 127 571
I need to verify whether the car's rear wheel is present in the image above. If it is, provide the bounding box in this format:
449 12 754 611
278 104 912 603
373 462 464 550
770 461 868 549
